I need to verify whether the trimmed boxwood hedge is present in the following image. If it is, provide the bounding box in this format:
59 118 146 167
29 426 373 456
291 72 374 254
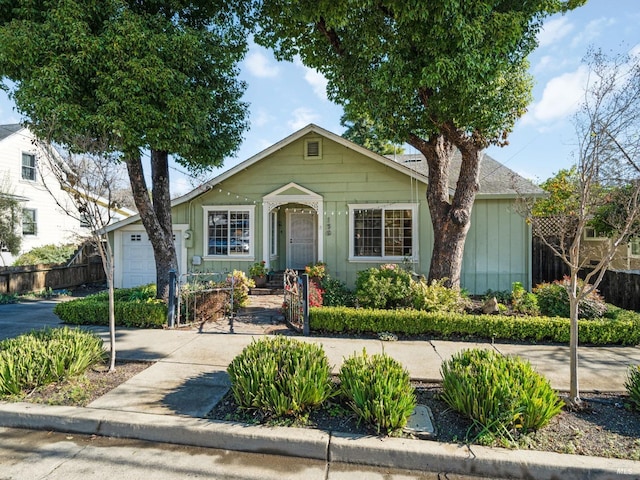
54 298 166 328
309 307 640 346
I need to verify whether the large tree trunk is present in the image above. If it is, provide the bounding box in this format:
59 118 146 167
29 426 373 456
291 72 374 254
408 133 481 288
125 151 177 300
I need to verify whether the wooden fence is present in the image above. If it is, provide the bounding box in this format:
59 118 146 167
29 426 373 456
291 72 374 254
0 258 105 295
532 237 640 312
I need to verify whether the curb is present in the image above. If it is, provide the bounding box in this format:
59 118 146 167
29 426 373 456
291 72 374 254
1 402 639 480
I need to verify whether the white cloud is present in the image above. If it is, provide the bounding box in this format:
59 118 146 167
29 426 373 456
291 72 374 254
288 107 320 130
252 109 275 128
294 56 329 100
570 17 615 48
538 17 574 48
524 65 590 125
244 51 279 78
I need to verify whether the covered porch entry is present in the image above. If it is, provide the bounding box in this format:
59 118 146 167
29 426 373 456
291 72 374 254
262 182 324 271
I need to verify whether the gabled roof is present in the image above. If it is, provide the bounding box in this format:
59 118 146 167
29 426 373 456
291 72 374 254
388 152 543 197
0 124 25 142
105 124 542 231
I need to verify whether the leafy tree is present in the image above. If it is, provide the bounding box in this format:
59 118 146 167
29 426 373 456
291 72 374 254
253 0 584 288
527 50 640 406
0 0 250 298
13 244 77 266
340 112 404 156
0 175 22 262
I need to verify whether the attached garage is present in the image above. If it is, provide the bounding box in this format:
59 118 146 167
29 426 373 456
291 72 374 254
112 224 188 289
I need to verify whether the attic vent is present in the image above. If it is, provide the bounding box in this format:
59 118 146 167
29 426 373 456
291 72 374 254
304 138 322 159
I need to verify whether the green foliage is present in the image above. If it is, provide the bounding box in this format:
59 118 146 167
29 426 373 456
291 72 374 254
534 278 607 319
511 282 540 316
12 244 77 266
310 306 640 346
53 286 166 328
483 289 512 305
320 276 356 307
340 112 404 156
356 264 412 309
625 365 640 412
533 168 579 217
248 261 268 277
0 293 18 305
0 176 22 256
339 350 416 435
227 337 333 418
441 349 563 441
410 278 465 313
226 270 253 310
0 327 104 396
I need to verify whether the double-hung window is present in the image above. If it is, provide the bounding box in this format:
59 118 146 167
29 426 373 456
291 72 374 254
204 206 254 258
349 204 417 260
21 153 36 181
630 238 640 258
22 208 37 236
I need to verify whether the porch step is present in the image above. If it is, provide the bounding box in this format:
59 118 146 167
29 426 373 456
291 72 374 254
250 287 285 295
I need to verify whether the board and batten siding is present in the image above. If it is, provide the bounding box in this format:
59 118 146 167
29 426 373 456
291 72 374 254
461 198 531 293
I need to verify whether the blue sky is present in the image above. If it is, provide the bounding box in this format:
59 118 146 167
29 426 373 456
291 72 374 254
1 0 639 196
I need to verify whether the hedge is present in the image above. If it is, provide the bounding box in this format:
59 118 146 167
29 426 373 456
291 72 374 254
54 298 166 328
309 307 640 346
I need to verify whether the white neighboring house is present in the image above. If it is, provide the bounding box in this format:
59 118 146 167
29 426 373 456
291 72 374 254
0 124 135 265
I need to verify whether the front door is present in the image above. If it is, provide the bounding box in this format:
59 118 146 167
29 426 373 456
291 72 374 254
287 212 316 269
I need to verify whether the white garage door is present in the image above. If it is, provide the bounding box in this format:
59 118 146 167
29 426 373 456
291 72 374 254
121 230 182 288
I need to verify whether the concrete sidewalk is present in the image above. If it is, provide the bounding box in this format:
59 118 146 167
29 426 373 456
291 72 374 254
1 294 640 479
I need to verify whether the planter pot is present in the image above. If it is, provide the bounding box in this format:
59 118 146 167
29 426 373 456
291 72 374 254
252 275 267 288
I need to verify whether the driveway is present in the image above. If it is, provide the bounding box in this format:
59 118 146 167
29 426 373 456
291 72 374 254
0 300 67 340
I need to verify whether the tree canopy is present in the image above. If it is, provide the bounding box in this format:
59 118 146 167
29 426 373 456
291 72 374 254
253 0 585 287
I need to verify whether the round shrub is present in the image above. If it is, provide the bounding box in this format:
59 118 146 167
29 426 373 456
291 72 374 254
339 349 416 434
441 348 563 441
321 276 355 307
356 264 412 309
226 337 333 418
625 365 640 411
410 278 465 313
534 278 607 319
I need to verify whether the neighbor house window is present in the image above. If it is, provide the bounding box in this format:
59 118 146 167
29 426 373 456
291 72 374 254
22 208 37 235
21 153 36 181
584 226 607 241
204 206 254 257
349 204 417 260
631 238 640 258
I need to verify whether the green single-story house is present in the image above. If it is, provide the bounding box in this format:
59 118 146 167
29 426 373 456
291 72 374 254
106 124 542 294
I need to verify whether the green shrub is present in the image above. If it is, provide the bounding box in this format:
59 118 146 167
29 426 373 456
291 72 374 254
511 282 540 316
227 270 252 311
441 349 563 442
309 306 640 345
0 327 104 396
483 289 512 305
339 350 416 434
535 278 607 319
625 365 640 412
227 337 333 418
356 264 412 309
12 244 77 266
410 278 464 313
321 276 356 307
54 297 166 328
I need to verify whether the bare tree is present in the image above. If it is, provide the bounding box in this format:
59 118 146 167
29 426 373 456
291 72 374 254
527 50 640 406
36 139 129 372
0 173 23 265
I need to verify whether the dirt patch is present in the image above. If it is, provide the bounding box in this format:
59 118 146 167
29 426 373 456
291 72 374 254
207 381 640 461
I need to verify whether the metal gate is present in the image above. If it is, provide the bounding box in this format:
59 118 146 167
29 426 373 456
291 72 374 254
283 269 309 335
177 272 235 331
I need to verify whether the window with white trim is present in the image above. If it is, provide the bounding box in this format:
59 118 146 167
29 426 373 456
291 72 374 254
630 238 640 258
21 153 36 181
204 206 254 257
22 208 37 235
349 204 417 260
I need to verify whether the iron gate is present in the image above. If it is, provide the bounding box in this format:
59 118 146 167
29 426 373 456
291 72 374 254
283 269 309 335
176 272 235 331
